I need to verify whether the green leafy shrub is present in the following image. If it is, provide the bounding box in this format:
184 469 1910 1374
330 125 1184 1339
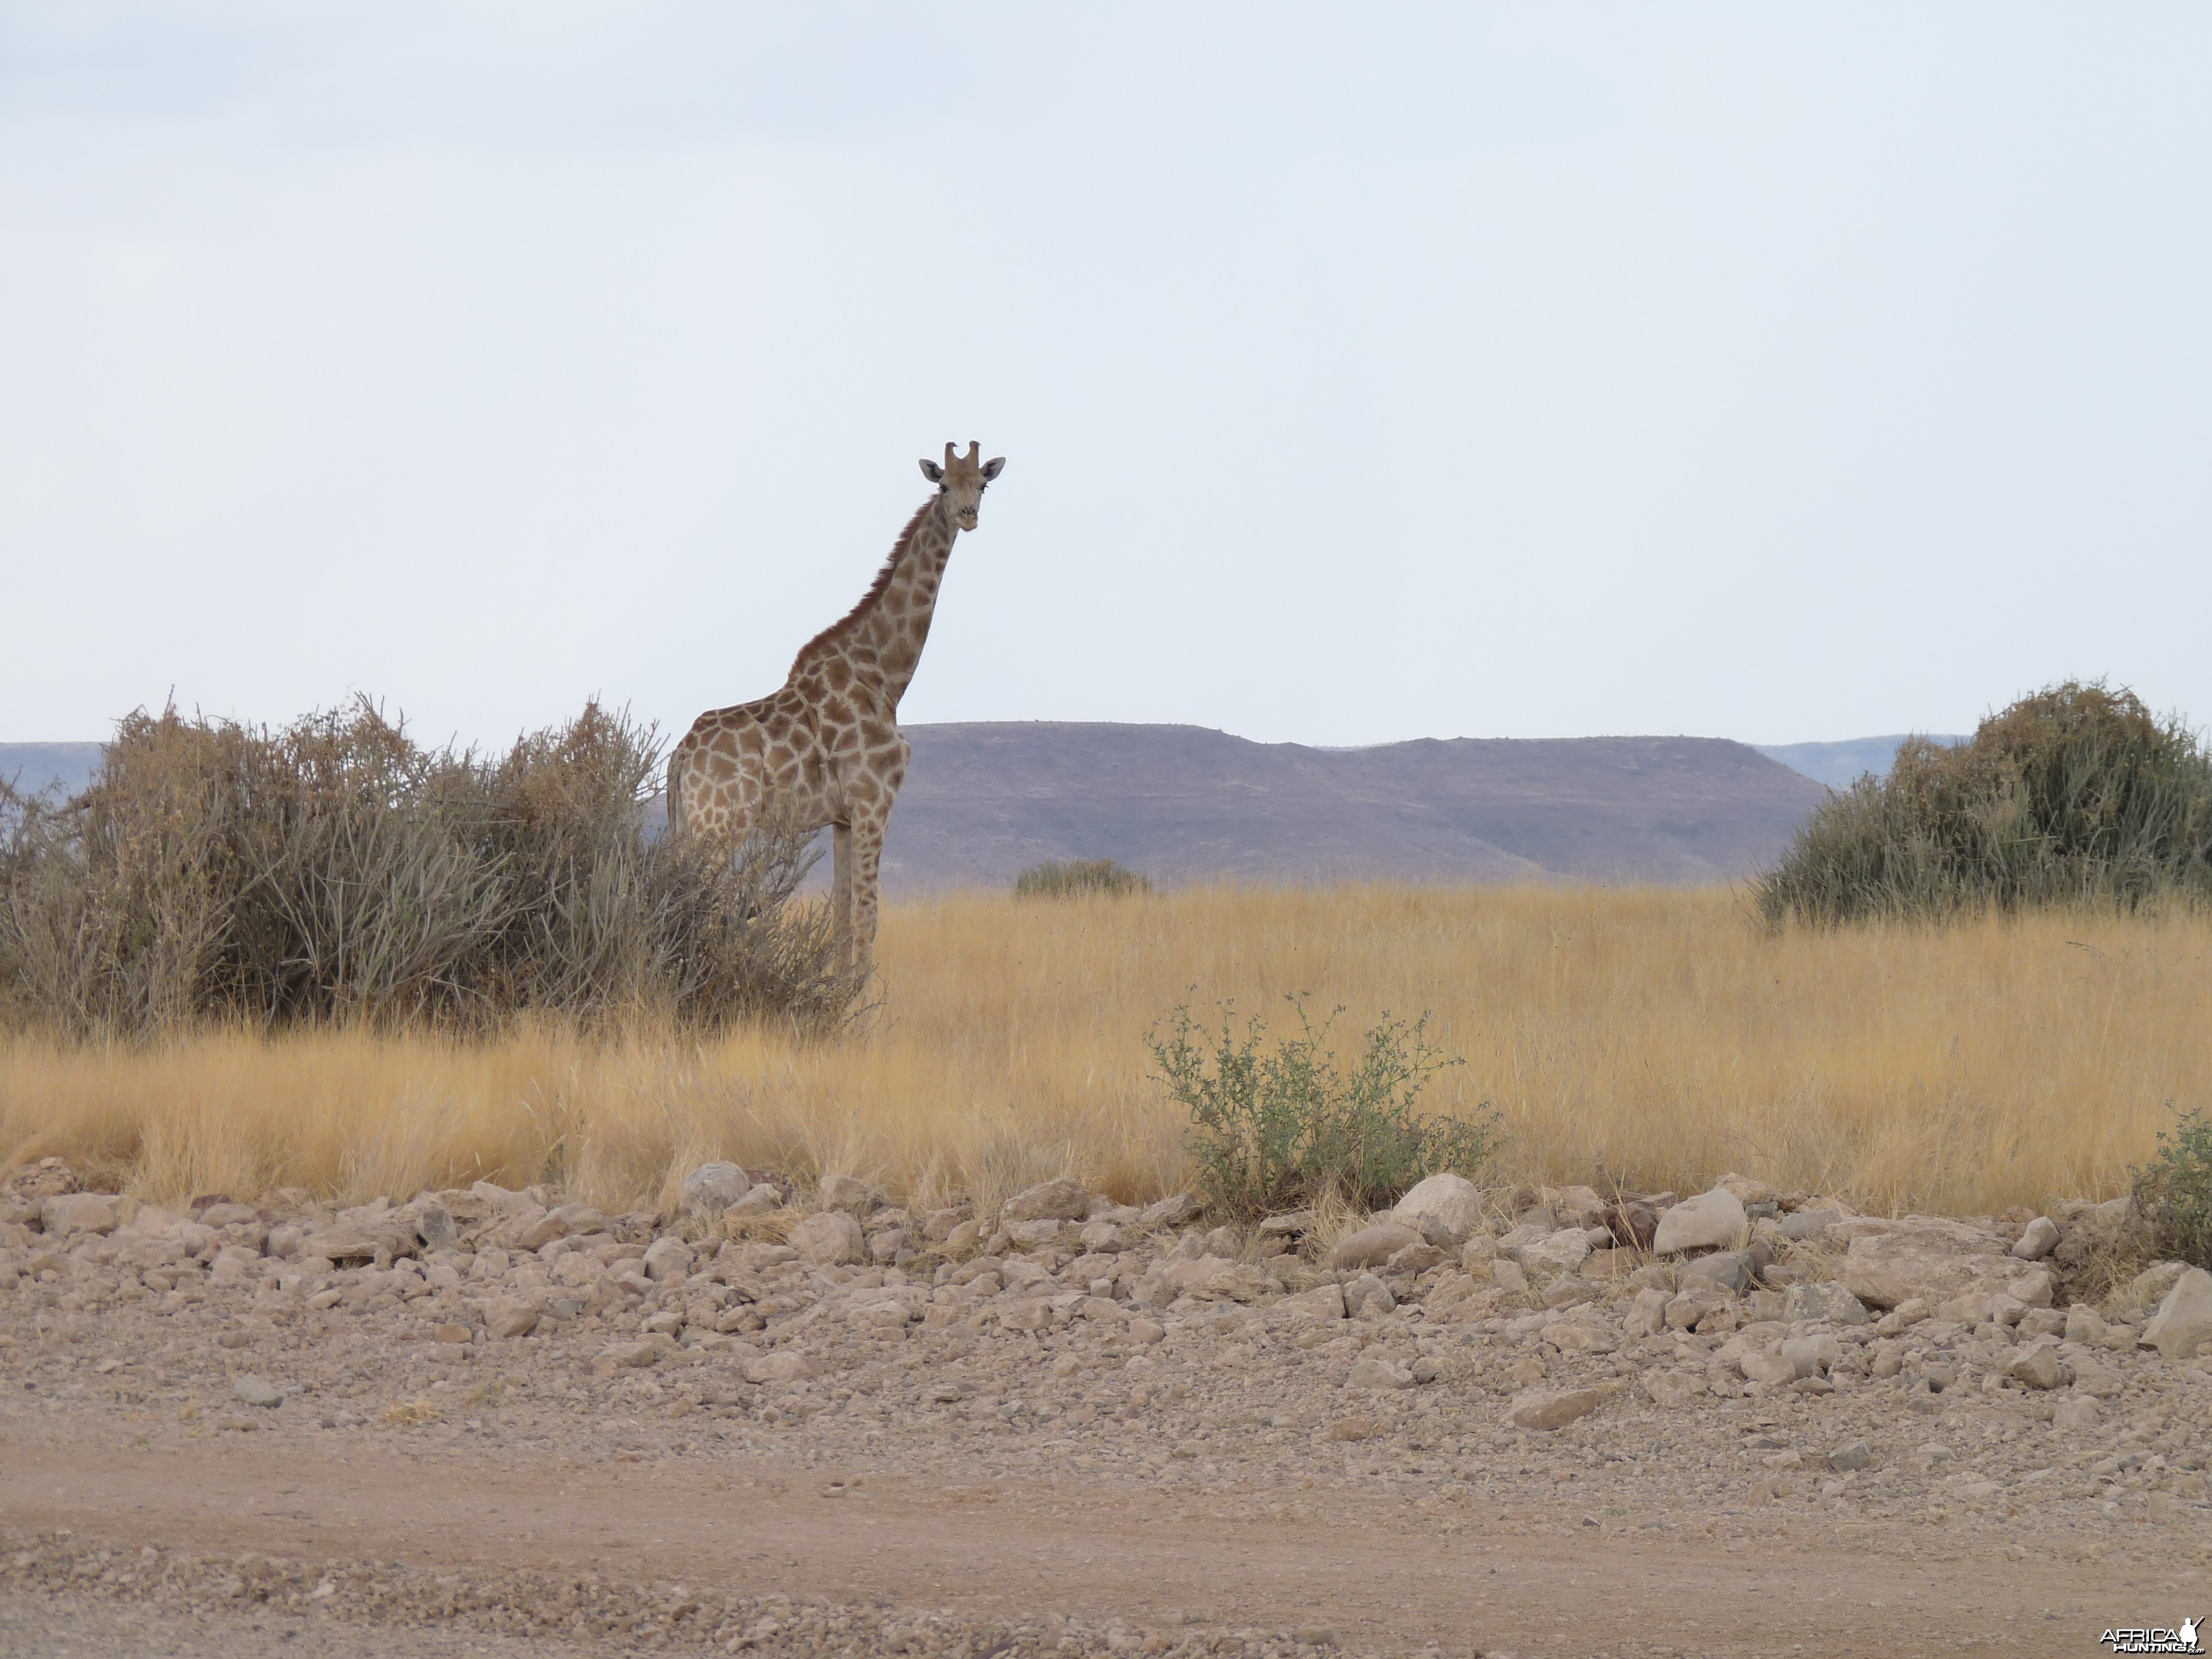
0 699 861 1038
1147 996 1500 1219
2133 1107 2212 1271
1756 680 2212 925
1013 858 1151 899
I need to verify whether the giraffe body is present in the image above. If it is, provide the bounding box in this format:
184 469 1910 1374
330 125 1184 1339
666 442 1004 967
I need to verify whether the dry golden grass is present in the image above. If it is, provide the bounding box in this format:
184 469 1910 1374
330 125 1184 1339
4 884 2207 1219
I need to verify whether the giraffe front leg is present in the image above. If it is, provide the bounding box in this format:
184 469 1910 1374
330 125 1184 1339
846 813 889 975
831 822 854 969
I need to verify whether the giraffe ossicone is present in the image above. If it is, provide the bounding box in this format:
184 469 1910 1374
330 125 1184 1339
666 441 1006 970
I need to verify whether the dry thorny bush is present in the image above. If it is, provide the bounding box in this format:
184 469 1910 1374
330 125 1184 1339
0 699 863 1041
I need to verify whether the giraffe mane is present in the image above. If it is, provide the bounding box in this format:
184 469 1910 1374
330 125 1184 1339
788 495 938 672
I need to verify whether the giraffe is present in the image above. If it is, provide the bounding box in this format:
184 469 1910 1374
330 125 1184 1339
665 441 1006 969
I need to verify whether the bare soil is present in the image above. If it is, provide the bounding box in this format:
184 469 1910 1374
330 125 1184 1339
5 1259 2207 1659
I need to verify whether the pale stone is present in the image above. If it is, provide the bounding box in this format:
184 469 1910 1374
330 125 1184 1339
680 1161 751 1217
1783 1282 1869 1326
1550 1184 1607 1227
1347 1357 1415 1391
1001 1177 1089 1224
1137 1193 1204 1229
2010 1216 2060 1260
1715 1172 1777 1206
1518 1230 1592 1276
1507 1387 1604 1430
2050 1395 2102 1431
1329 1223 1423 1271
1389 1173 1485 1244
816 1174 884 1216
1643 1370 1706 1410
2007 1340 2067 1390
1739 1347 1797 1386
517 1203 607 1252
1342 1273 1395 1319
481 1297 539 1338
1835 1216 2012 1310
1780 1334 1838 1379
743 1350 815 1384
1078 1221 1127 1253
789 1210 865 1267
1651 1188 1747 1255
1384 1242 1445 1275
1681 1250 1751 1294
1623 1286 1671 1338
642 1236 695 1281
2126 1260 2191 1310
39 1193 121 1236
2143 1267 2212 1362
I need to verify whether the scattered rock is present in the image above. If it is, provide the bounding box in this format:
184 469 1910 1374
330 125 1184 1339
1601 1200 1659 1251
2010 1215 2060 1260
744 1352 816 1384
817 1175 885 1216
1779 1207 1842 1242
1651 1187 1746 1255
1346 1357 1415 1391
1342 1273 1396 1320
2142 1266 2212 1361
481 1298 539 1339
38 1193 121 1237
1517 1229 1592 1277
1001 1178 1089 1224
1329 1223 1423 1272
789 1210 866 1266
1507 1387 1604 1431
1389 1173 1484 1244
2006 1341 2066 1390
1681 1250 1751 1294
1279 1284 1347 1321
1715 1172 1777 1207
680 1162 751 1218
2051 1395 2102 1431
598 1341 661 1372
516 1203 608 1253
1835 1216 2013 1310
1137 1193 1204 1229
1783 1282 1869 1326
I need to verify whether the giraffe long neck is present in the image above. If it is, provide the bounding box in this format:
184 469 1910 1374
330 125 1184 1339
862 498 956 707
791 492 957 712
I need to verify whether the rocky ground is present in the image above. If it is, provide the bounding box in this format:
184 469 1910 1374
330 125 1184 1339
4 1158 2210 1659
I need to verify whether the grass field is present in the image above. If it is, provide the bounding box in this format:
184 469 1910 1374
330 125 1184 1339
4 884 2207 1220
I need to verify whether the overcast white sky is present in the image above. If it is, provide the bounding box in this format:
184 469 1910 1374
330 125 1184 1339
4 5 2208 751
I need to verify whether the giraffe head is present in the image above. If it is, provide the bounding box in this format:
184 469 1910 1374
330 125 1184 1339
918 441 1005 531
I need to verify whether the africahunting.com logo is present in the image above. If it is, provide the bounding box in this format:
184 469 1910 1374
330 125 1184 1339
2100 1618 2202 1655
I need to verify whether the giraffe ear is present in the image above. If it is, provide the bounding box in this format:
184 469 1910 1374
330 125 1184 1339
980 457 1005 481
918 459 944 483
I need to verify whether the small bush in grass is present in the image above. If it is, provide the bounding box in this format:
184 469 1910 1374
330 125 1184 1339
2133 1106 2212 1271
1013 858 1151 899
1755 680 2212 925
1147 995 1500 1220
0 698 862 1038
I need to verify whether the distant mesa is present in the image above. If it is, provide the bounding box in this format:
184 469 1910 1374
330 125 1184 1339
8 723 1940 892
1752 735 1969 791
